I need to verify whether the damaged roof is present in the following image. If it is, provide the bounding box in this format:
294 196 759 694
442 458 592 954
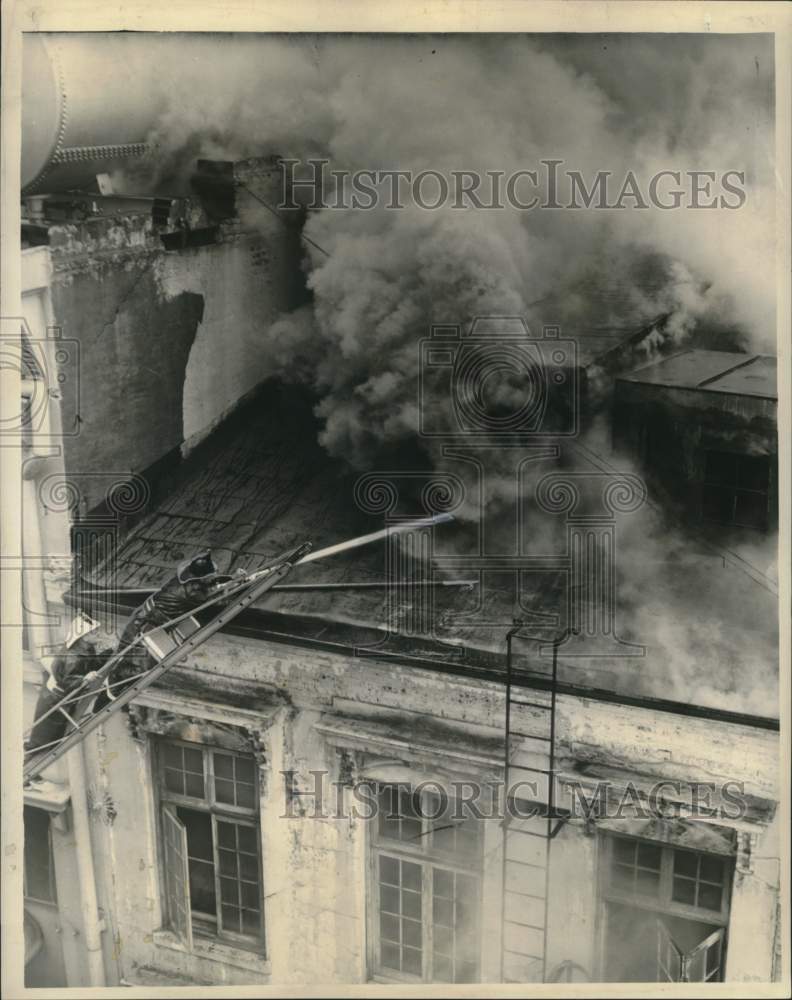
84 380 779 722
619 350 777 399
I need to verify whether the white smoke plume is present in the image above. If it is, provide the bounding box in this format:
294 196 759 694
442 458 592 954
124 32 775 469
125 33 778 714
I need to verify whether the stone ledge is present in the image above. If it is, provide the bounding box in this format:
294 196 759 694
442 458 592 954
152 928 270 978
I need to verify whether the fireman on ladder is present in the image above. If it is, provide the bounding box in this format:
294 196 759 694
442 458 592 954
100 551 239 704
25 612 116 754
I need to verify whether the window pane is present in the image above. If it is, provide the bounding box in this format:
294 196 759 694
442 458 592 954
635 868 660 896
221 904 241 933
380 885 400 914
213 819 263 940
611 863 634 893
162 742 205 800
402 946 422 976
431 866 480 984
699 855 724 884
215 778 235 805
456 960 477 984
402 862 421 892
237 825 257 854
403 918 421 948
674 850 698 878
433 953 453 981
218 823 235 849
402 889 422 919
672 877 696 905
613 838 636 864
240 881 259 909
434 868 453 898
219 849 238 876
220 877 238 903
637 843 661 870
380 912 400 943
214 753 234 778
235 757 255 783
433 895 453 926
381 941 400 970
379 855 400 886
236 782 255 809
164 768 185 795
377 854 425 977
434 925 453 954
185 772 205 798
239 853 258 881
241 910 260 936
697 883 723 911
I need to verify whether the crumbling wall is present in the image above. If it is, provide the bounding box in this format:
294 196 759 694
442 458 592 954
48 203 301 513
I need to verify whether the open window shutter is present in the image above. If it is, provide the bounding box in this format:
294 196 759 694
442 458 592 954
682 927 726 982
656 919 683 982
162 805 193 948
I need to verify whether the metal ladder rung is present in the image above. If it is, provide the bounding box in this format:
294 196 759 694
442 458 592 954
505 889 546 902
505 763 552 775
504 949 544 961
504 920 545 932
504 827 551 839
508 698 551 711
509 732 552 741
505 858 547 870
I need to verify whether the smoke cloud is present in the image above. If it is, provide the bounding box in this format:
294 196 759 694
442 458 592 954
133 33 773 470
126 33 778 715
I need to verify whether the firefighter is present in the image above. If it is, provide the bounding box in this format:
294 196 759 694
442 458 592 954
25 613 116 755
99 551 238 705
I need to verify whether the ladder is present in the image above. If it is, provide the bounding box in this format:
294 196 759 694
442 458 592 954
24 512 457 783
23 543 312 782
499 623 567 984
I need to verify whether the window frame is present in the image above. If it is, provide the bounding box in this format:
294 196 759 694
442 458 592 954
153 737 266 953
601 834 732 927
367 782 485 985
23 805 58 907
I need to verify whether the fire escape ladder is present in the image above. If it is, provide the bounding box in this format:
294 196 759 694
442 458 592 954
499 625 566 984
23 547 309 782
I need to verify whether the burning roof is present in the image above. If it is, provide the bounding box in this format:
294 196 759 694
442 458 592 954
82 379 779 722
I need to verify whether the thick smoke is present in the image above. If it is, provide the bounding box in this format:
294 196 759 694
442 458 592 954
130 34 778 714
131 34 775 476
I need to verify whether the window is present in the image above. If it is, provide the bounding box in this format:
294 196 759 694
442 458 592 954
23 806 57 905
702 450 770 530
369 783 483 984
605 835 730 921
602 835 731 983
155 739 264 952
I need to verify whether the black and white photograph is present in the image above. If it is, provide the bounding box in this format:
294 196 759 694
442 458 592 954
1 3 789 995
